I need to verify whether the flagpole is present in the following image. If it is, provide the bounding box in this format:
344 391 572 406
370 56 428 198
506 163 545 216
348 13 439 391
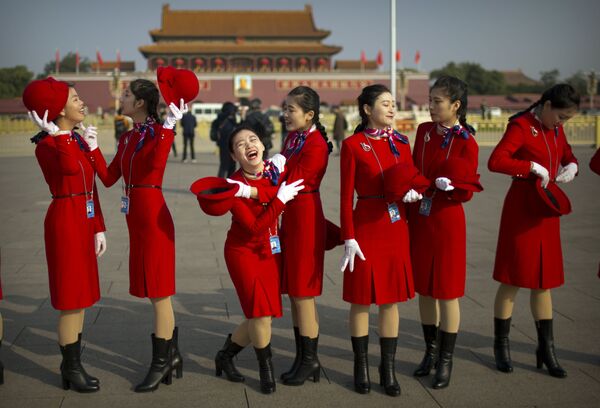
390 0 397 104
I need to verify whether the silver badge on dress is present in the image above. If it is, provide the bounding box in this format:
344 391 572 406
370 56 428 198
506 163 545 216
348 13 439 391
530 126 538 137
360 142 371 152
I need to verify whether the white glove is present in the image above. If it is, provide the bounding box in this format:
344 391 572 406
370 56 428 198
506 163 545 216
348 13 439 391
163 98 188 130
276 179 304 204
530 161 550 188
94 232 107 257
555 162 578 184
79 122 98 151
226 178 251 198
28 110 59 135
269 153 286 173
339 239 366 273
402 188 423 203
435 177 455 191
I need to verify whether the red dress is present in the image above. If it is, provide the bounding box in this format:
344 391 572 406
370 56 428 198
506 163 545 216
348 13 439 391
488 112 578 289
408 122 479 299
88 123 175 298
35 133 106 310
257 129 329 297
224 171 284 318
590 148 600 176
340 132 415 305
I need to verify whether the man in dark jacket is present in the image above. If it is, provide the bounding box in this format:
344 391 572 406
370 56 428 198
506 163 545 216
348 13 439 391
215 102 238 177
181 111 197 163
243 98 274 159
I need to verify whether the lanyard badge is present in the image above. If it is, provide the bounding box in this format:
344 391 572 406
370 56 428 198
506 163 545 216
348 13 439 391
86 199 95 218
419 196 432 216
387 202 401 223
120 196 130 214
269 235 281 254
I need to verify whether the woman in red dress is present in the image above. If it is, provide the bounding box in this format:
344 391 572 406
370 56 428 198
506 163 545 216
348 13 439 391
83 79 185 391
488 84 580 378
340 84 421 396
194 125 303 394
228 86 330 386
24 78 107 392
408 76 481 389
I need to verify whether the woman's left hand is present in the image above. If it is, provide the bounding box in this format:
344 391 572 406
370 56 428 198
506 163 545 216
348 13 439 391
555 162 578 183
435 177 455 191
79 122 98 151
95 232 107 257
269 153 286 173
163 98 188 130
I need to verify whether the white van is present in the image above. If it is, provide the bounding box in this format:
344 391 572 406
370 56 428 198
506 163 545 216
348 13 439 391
191 103 222 122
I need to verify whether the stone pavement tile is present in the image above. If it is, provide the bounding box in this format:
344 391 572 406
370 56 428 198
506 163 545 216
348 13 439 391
0 397 64 408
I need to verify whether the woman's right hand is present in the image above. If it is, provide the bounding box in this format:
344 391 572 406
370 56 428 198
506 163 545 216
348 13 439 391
276 179 304 204
79 122 98 151
339 239 366 272
28 110 59 135
530 161 550 188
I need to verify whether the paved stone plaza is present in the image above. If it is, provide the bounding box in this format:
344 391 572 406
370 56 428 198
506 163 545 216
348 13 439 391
0 135 598 407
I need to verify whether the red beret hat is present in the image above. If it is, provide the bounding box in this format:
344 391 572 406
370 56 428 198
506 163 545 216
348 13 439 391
535 179 571 216
190 177 238 216
22 77 69 121
435 157 483 192
157 66 199 106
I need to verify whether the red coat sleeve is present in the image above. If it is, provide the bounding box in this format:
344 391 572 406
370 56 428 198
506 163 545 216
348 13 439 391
88 145 122 188
230 197 285 235
488 121 532 177
282 137 328 185
340 140 356 240
558 127 578 167
590 148 600 175
148 126 174 169
92 182 106 233
448 137 478 202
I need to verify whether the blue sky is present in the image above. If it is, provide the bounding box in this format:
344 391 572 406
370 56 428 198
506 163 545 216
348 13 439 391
1 0 598 80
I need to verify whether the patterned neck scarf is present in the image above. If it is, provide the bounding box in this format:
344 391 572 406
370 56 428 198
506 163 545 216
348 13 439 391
284 125 316 158
439 124 470 149
363 127 409 156
132 116 156 152
256 160 281 185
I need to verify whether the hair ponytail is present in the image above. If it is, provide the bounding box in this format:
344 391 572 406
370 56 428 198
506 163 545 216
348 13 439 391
287 86 332 154
130 79 161 123
508 83 580 122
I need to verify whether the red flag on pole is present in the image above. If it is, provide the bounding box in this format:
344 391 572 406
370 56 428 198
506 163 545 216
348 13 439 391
116 49 121 70
415 50 421 65
96 50 104 66
55 49 60 74
75 50 80 74
396 50 401 63
376 49 383 66
360 50 366 64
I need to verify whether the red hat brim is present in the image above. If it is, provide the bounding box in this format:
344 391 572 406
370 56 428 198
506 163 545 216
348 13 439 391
157 66 200 106
535 179 571 216
190 177 238 216
22 77 69 121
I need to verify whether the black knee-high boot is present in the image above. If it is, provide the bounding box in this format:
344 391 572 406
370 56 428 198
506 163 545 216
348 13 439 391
282 336 320 386
254 344 276 394
432 331 457 389
60 339 99 392
414 325 439 377
169 327 183 380
215 334 245 382
494 318 513 373
535 319 567 378
134 334 174 392
281 327 301 381
379 337 400 396
351 335 370 394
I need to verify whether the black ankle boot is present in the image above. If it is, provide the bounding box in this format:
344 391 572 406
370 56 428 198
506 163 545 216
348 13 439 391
432 331 457 389
215 334 245 382
379 337 400 396
414 325 438 377
169 327 183 380
535 319 567 378
134 334 174 392
60 339 99 392
494 318 513 373
351 335 370 394
0 340 4 385
281 327 301 381
282 336 320 386
254 344 276 394
77 333 99 386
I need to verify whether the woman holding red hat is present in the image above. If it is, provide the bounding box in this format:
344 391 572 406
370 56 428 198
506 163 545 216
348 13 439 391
488 83 580 378
339 84 421 396
195 124 303 394
24 78 107 392
83 79 187 392
408 76 480 389
227 86 330 386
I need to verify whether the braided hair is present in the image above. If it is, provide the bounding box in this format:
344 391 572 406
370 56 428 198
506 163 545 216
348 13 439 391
431 76 476 135
287 86 332 154
354 84 392 134
508 83 580 121
130 79 161 123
